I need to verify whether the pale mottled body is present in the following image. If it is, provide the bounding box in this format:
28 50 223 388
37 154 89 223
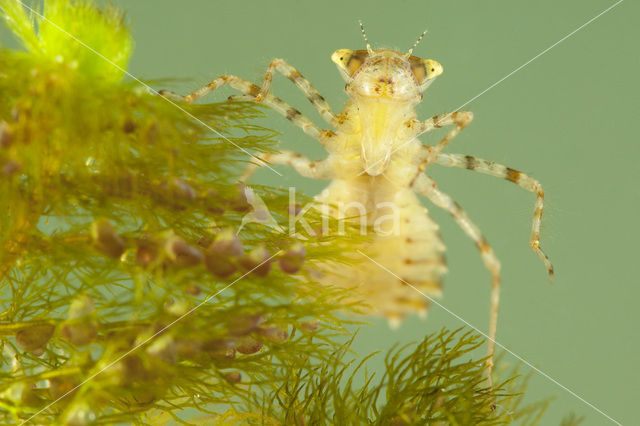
308 100 446 322
159 37 553 384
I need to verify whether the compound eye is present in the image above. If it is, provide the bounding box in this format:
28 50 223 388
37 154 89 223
424 59 443 80
331 49 368 76
408 57 443 83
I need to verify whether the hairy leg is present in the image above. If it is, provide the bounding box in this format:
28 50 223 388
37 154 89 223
239 150 332 183
431 150 553 280
255 58 338 127
412 173 501 387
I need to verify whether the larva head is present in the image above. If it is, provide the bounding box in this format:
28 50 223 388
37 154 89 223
331 47 443 176
331 48 443 102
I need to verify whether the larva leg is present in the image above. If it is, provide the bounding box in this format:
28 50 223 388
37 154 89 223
433 151 553 281
412 173 500 387
255 58 338 126
411 111 474 169
239 150 331 183
159 78 335 147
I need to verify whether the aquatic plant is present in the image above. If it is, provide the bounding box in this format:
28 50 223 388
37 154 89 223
0 1 581 424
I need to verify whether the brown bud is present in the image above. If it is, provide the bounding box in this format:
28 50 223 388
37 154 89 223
196 235 212 248
204 338 236 359
68 295 94 319
0 121 13 147
175 338 202 358
278 242 306 274
61 297 97 346
91 219 125 258
49 377 77 400
202 338 234 353
144 122 158 143
165 300 190 316
300 321 319 331
235 336 263 355
258 325 288 343
169 177 196 200
204 254 236 278
227 313 264 336
2 160 21 176
223 371 242 384
209 229 243 257
135 238 158 266
239 246 272 276
165 237 203 266
204 229 243 277
205 189 224 214
122 118 136 134
119 355 156 385
230 183 251 212
146 335 177 364
16 324 55 352
60 322 97 346
130 389 156 406
185 284 201 296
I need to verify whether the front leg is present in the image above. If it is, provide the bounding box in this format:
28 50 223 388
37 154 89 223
410 110 474 169
240 150 332 183
160 78 335 147
256 58 338 127
432 150 554 281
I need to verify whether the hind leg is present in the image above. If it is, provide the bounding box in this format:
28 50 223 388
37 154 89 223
412 173 501 387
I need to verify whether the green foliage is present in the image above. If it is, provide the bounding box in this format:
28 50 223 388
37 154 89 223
0 1 582 424
1 0 131 82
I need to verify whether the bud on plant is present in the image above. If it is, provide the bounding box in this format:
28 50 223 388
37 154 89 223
68 294 95 319
239 246 272 276
235 336 263 355
223 371 242 384
185 284 201 296
300 321 319 331
278 242 306 274
122 118 136 133
227 313 264 336
49 377 77 400
60 295 97 346
2 159 21 176
165 236 203 266
165 299 191 316
258 325 288 343
0 121 13 147
205 228 243 277
230 183 251 212
205 189 224 214
146 335 177 364
204 339 236 360
169 177 196 200
135 237 158 266
209 228 243 257
16 324 55 352
61 322 97 346
91 219 126 258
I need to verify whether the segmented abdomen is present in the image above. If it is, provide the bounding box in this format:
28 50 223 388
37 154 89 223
313 180 446 325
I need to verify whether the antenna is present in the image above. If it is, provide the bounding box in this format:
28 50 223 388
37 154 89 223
406 29 428 57
358 20 373 53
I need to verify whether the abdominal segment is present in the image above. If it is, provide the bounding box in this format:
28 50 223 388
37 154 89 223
313 184 447 325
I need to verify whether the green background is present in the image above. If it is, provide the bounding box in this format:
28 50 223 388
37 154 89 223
4 0 638 423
